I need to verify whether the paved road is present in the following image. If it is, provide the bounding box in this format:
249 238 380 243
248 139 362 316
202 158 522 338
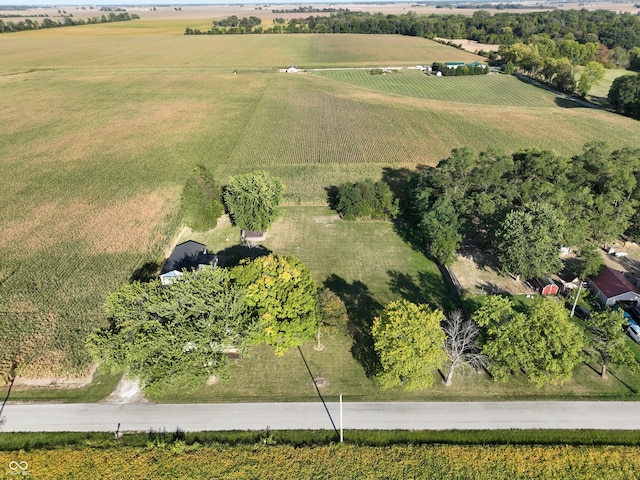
3 402 640 432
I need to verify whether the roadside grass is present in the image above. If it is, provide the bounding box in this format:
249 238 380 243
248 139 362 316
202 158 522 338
2 429 640 452
5 369 121 403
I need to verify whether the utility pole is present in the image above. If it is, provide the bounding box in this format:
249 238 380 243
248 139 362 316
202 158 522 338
570 281 583 317
340 393 343 443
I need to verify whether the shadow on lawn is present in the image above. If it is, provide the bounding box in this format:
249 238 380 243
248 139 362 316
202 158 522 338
324 274 382 378
387 269 453 310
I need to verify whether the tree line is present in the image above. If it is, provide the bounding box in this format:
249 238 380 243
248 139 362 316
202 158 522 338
0 12 139 33
184 9 640 52
406 143 640 279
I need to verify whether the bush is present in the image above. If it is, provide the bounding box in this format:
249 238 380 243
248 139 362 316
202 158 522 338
335 179 398 220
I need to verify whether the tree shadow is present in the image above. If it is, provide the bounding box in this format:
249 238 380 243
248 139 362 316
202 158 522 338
215 243 272 268
386 269 454 310
323 274 382 377
554 97 583 108
381 166 419 208
130 261 162 283
324 185 340 210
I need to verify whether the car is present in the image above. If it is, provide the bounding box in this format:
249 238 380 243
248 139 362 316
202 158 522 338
573 305 591 320
627 324 640 344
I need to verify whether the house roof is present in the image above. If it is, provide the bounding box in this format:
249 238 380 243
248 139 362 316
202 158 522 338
590 266 640 299
160 240 213 275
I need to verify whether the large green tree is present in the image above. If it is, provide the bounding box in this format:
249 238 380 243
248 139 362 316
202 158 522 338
586 309 637 379
87 268 254 397
474 296 584 386
496 202 564 281
608 74 640 119
336 179 398 221
224 171 284 231
372 300 446 390
231 254 318 356
180 164 224 231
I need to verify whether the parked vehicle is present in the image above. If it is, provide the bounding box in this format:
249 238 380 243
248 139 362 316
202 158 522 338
573 305 590 320
627 324 640 344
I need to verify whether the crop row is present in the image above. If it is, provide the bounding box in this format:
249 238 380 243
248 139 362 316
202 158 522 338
1 444 638 479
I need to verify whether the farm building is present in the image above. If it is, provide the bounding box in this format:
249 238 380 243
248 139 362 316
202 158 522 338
531 277 559 295
444 61 465 69
285 66 298 73
588 266 640 307
159 240 217 286
466 61 488 68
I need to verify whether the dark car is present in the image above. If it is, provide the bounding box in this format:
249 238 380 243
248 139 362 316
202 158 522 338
574 305 591 320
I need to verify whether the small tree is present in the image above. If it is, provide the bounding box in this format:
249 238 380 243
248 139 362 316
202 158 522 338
577 61 606 97
224 171 284 231
586 309 637 379
442 310 487 386
316 288 348 350
231 254 318 356
180 164 224 231
372 300 446 390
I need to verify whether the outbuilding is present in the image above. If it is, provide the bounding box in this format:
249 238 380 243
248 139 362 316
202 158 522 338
532 277 559 296
588 266 640 307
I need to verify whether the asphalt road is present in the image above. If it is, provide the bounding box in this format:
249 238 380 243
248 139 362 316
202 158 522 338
3 401 640 432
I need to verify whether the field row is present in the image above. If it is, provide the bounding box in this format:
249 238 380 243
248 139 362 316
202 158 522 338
1 444 639 479
314 69 562 107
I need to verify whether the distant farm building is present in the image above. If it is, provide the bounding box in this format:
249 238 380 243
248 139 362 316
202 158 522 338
285 66 298 73
532 277 559 295
588 266 640 307
159 240 217 286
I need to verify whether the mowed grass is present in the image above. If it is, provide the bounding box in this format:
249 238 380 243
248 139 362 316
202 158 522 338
314 69 561 107
1 26 640 382
160 208 640 403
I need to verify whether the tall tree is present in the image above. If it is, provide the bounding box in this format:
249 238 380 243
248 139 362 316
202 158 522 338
474 296 584 386
224 171 284 231
231 254 318 356
180 164 224 231
442 310 487 386
87 268 254 397
372 300 446 390
496 202 564 281
586 310 637 379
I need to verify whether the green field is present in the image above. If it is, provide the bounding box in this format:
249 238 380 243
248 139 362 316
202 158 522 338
1 21 640 382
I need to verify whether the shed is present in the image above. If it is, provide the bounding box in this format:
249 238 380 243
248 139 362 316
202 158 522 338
285 66 298 73
241 230 265 242
466 61 488 68
159 240 217 286
588 266 640 307
532 277 559 296
444 61 465 69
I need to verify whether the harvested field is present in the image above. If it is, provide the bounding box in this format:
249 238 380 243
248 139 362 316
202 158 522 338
2 24 640 380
